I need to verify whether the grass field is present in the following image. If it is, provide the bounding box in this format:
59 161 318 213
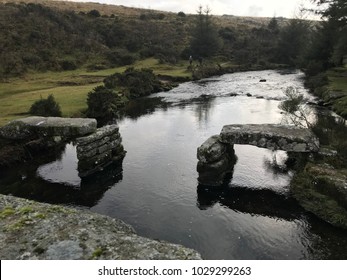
0 58 191 126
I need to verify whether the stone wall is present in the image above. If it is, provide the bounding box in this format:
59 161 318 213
76 125 126 177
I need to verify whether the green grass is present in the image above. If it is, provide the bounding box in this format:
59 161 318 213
0 58 192 126
327 68 347 118
329 76 347 92
327 67 347 91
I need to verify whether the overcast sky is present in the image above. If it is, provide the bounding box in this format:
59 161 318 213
70 0 318 18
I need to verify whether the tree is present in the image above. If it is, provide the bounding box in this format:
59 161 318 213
268 17 280 35
276 18 311 66
279 87 312 128
309 0 347 66
190 5 222 58
312 0 347 25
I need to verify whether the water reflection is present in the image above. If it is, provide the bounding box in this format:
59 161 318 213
0 144 124 207
0 164 123 207
119 97 169 121
197 185 304 220
194 95 216 127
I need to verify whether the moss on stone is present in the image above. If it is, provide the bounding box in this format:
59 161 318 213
0 206 15 219
291 164 347 229
90 247 105 259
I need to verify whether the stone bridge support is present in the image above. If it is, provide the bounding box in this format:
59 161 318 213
76 125 126 177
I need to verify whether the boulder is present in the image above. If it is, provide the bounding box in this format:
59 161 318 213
291 164 347 229
0 194 201 260
197 135 227 164
197 135 236 186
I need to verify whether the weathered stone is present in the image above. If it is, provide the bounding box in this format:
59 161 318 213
291 164 347 229
78 149 125 170
76 125 126 177
0 117 97 140
0 194 201 260
197 123 320 187
197 135 227 164
78 153 126 178
76 138 122 160
197 149 236 187
220 124 319 152
306 164 347 209
46 240 84 260
76 125 119 146
197 155 232 174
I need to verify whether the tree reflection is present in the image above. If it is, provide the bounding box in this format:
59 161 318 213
197 184 304 220
194 95 216 126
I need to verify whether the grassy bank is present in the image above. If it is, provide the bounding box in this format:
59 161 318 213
327 67 347 118
289 72 347 229
0 58 192 126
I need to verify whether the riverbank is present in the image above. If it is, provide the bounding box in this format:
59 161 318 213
290 66 347 229
0 194 201 260
305 67 347 119
0 58 191 126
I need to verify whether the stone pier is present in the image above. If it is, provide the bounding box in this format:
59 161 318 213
76 125 126 177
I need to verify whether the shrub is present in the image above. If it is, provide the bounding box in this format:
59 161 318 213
115 68 162 98
107 49 137 66
305 73 329 91
29 94 62 117
87 9 101 17
59 59 78 70
86 86 120 120
177 11 186 17
305 61 325 77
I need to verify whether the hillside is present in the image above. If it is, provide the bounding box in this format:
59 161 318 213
0 0 287 78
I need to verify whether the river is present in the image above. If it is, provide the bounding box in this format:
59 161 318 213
1 69 347 259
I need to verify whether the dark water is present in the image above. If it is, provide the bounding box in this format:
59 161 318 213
1 70 347 259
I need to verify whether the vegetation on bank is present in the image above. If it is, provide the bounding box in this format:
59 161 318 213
0 58 191 126
280 88 347 229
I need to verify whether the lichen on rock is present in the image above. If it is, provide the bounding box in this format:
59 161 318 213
0 194 201 260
